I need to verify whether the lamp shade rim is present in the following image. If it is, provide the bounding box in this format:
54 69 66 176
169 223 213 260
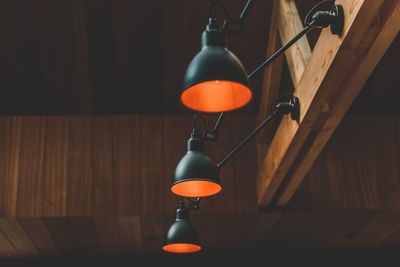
162 243 202 253
171 179 222 198
180 80 253 113
171 178 221 186
182 78 250 92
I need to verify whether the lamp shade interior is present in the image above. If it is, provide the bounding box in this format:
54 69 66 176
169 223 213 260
181 80 252 113
162 243 202 253
171 180 222 198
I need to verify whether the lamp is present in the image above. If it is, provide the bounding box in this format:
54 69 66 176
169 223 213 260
163 199 202 253
172 0 344 198
166 0 345 253
171 129 221 198
181 18 252 113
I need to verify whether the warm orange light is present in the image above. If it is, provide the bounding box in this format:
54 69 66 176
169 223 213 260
163 243 202 253
171 180 222 197
181 80 252 112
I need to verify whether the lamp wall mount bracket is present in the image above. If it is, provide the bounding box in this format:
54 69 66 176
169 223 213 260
329 4 344 35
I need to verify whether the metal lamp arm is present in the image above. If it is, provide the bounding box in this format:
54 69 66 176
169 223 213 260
247 20 316 79
208 0 255 32
216 96 299 169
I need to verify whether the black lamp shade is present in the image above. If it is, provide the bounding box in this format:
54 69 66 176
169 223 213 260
170 131 221 198
180 20 252 113
171 151 221 197
163 203 201 253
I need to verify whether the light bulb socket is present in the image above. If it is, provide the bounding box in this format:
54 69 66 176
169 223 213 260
201 18 225 47
176 201 189 220
187 130 204 152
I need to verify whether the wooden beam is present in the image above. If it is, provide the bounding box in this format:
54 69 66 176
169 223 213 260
276 1 400 207
258 0 284 122
257 0 284 163
257 0 312 164
278 0 311 85
257 0 400 208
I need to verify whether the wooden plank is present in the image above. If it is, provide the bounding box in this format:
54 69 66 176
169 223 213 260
68 217 100 254
140 215 164 252
0 219 39 257
215 213 259 249
311 212 369 248
206 115 237 213
140 117 164 215
113 116 141 216
91 117 115 215
277 0 311 85
0 117 21 217
257 0 284 167
16 117 46 217
257 0 399 207
42 117 69 216
378 213 400 249
234 115 258 213
343 212 399 249
190 213 231 251
0 226 18 257
18 218 59 256
94 217 122 254
43 217 76 255
276 0 400 207
162 116 191 212
282 212 328 248
257 0 284 129
67 116 92 216
288 116 400 210
218 212 282 249
266 212 308 242
364 213 400 249
118 216 141 253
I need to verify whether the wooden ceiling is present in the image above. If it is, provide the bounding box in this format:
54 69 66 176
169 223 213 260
0 0 399 262
0 113 400 259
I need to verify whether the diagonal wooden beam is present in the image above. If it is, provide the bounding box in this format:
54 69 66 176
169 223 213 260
258 1 312 165
257 0 400 208
278 0 311 85
276 1 400 207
